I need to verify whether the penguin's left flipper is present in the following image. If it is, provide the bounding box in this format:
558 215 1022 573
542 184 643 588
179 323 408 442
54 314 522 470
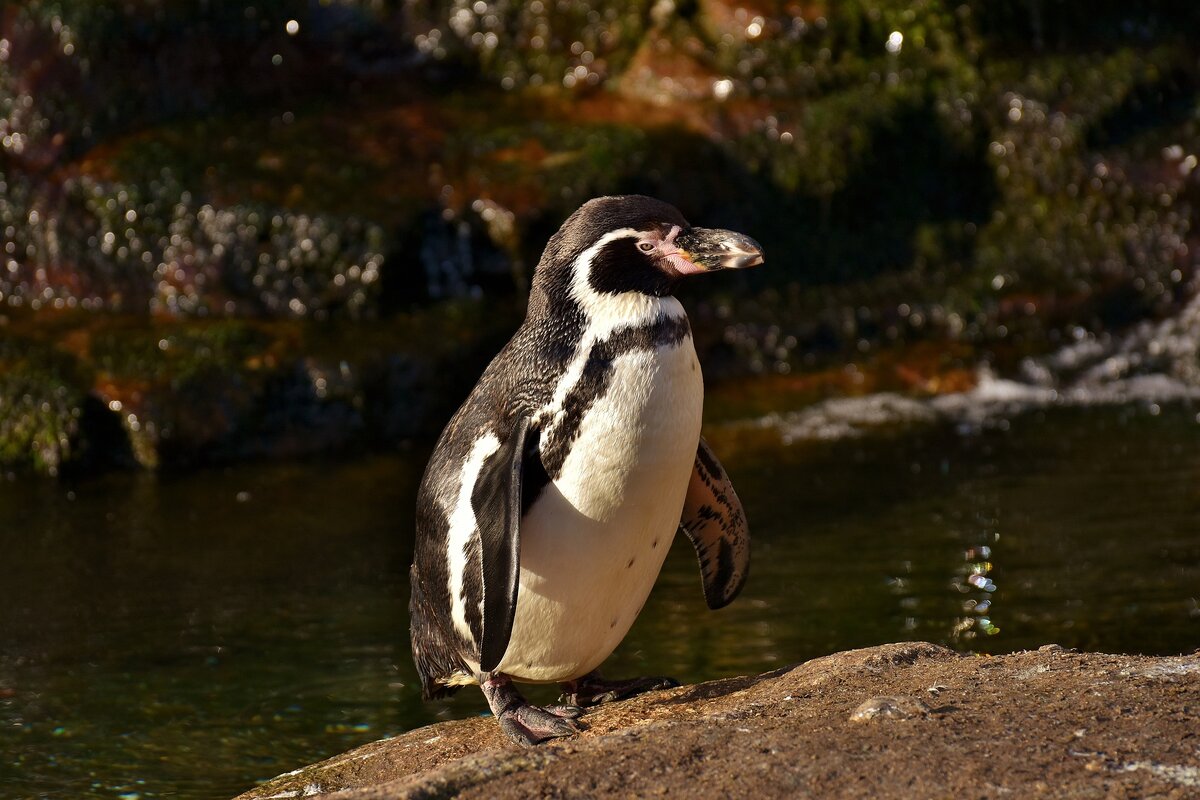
679 436 750 610
472 415 532 673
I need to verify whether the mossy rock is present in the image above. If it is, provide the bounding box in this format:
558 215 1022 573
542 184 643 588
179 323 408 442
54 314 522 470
0 333 88 475
0 299 518 474
2 0 1198 451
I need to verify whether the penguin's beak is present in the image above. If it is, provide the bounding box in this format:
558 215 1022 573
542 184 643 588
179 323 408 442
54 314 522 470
674 228 765 272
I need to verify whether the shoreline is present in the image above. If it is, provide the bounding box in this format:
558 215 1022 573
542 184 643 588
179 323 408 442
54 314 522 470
236 642 1200 799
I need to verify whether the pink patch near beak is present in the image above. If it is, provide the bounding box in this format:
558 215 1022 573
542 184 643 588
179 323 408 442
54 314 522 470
665 251 706 275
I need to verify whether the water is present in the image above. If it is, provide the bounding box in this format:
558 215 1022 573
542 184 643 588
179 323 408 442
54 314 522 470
2 405 1199 799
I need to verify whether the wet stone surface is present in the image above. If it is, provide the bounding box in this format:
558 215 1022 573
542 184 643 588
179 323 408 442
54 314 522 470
235 643 1200 800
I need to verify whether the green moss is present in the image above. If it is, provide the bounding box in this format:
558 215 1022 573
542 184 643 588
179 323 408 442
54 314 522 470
0 297 522 473
0 334 88 475
407 1 652 89
88 320 275 384
970 47 1196 326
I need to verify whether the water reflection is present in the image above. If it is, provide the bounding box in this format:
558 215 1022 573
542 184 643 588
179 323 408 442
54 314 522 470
1 406 1199 798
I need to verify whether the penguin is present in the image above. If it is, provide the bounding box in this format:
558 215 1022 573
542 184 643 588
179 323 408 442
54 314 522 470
409 195 761 745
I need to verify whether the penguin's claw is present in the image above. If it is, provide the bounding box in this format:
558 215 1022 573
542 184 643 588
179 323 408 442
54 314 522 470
558 673 680 707
543 703 585 718
499 703 585 746
481 672 585 747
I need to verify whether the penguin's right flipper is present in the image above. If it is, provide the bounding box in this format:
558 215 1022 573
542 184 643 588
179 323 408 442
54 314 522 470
679 436 750 610
471 416 531 673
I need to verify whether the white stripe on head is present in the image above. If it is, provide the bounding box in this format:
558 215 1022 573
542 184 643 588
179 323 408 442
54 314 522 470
535 229 687 438
445 431 501 646
568 228 685 337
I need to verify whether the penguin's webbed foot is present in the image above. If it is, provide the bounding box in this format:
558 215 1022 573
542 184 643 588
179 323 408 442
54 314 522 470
558 671 680 707
498 703 583 746
481 673 584 747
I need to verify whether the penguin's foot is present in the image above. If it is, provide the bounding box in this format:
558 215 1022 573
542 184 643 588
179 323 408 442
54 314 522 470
557 672 680 707
481 673 584 747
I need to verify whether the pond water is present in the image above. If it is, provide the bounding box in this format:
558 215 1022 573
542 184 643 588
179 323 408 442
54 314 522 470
2 403 1198 799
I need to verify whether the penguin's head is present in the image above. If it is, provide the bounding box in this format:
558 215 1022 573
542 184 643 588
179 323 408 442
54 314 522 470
532 195 764 304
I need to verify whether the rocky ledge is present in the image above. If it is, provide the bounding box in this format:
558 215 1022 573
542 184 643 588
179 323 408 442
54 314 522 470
236 643 1200 799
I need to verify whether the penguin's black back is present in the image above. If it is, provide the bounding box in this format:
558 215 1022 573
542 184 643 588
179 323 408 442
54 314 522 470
409 321 575 697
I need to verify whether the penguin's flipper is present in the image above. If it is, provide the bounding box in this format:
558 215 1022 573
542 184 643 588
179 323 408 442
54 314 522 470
679 436 750 610
472 416 530 673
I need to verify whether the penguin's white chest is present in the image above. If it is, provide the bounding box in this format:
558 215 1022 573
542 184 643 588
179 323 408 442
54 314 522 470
496 335 704 682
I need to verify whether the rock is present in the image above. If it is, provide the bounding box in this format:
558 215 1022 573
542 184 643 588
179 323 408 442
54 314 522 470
0 301 517 474
847 694 932 723
235 643 1200 799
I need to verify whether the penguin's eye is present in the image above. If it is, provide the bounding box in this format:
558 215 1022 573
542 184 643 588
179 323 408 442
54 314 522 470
637 241 656 253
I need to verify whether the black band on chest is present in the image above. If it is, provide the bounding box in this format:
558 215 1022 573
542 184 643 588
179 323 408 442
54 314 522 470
539 315 691 479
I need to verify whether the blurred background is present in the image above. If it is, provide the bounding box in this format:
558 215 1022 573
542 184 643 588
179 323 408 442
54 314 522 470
1 1 1198 798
